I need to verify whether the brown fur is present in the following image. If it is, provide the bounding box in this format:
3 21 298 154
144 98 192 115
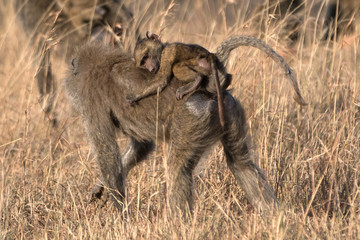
132 34 307 110
130 32 231 128
65 42 279 215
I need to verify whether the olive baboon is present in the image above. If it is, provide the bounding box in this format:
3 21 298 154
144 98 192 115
323 0 360 40
261 0 304 18
131 34 307 107
64 37 305 216
130 31 231 128
260 0 359 42
252 0 305 42
15 0 135 125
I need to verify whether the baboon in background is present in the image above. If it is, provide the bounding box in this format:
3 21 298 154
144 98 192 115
323 0 360 40
266 0 304 18
263 0 360 42
251 0 305 42
64 35 307 216
272 0 304 37
15 0 136 126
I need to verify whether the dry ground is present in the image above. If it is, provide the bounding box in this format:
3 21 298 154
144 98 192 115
0 0 359 239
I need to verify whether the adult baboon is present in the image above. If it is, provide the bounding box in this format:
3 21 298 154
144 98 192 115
253 0 305 42
65 39 287 215
262 0 304 18
15 0 136 126
323 0 360 40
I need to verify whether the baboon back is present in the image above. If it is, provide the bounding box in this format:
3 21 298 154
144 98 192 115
67 43 187 142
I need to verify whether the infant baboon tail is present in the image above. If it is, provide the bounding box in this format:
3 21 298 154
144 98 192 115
215 36 307 106
211 59 225 129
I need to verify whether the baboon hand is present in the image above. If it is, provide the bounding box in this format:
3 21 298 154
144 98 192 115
125 94 137 105
176 89 186 100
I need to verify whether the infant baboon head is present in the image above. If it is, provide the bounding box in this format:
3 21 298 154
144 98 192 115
134 32 163 73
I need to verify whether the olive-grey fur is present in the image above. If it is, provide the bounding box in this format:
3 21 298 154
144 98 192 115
65 42 279 215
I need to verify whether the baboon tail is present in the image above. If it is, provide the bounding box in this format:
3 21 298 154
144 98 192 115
210 58 225 129
215 36 307 106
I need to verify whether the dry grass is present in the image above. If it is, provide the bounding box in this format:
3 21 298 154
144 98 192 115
1 0 359 239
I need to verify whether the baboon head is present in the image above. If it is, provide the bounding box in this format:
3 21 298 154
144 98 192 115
88 0 135 44
134 32 163 73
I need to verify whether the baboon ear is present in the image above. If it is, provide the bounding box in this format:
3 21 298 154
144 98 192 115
146 31 160 41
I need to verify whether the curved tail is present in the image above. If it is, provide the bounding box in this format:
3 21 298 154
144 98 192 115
215 36 307 106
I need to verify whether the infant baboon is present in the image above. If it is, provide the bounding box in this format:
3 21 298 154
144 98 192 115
131 32 231 128
15 0 136 125
134 32 232 100
131 34 307 110
65 41 280 216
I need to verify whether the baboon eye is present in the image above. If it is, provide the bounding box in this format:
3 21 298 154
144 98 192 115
140 54 148 65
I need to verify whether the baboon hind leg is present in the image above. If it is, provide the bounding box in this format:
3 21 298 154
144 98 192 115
221 93 279 212
175 75 202 100
88 138 154 203
168 93 222 216
172 59 210 100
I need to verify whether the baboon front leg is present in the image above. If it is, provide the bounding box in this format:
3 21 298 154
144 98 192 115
221 93 279 212
89 138 154 203
126 61 173 104
125 75 171 104
85 119 125 210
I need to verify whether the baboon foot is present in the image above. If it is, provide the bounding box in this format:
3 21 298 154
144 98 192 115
87 182 126 211
176 89 186 100
88 181 105 204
